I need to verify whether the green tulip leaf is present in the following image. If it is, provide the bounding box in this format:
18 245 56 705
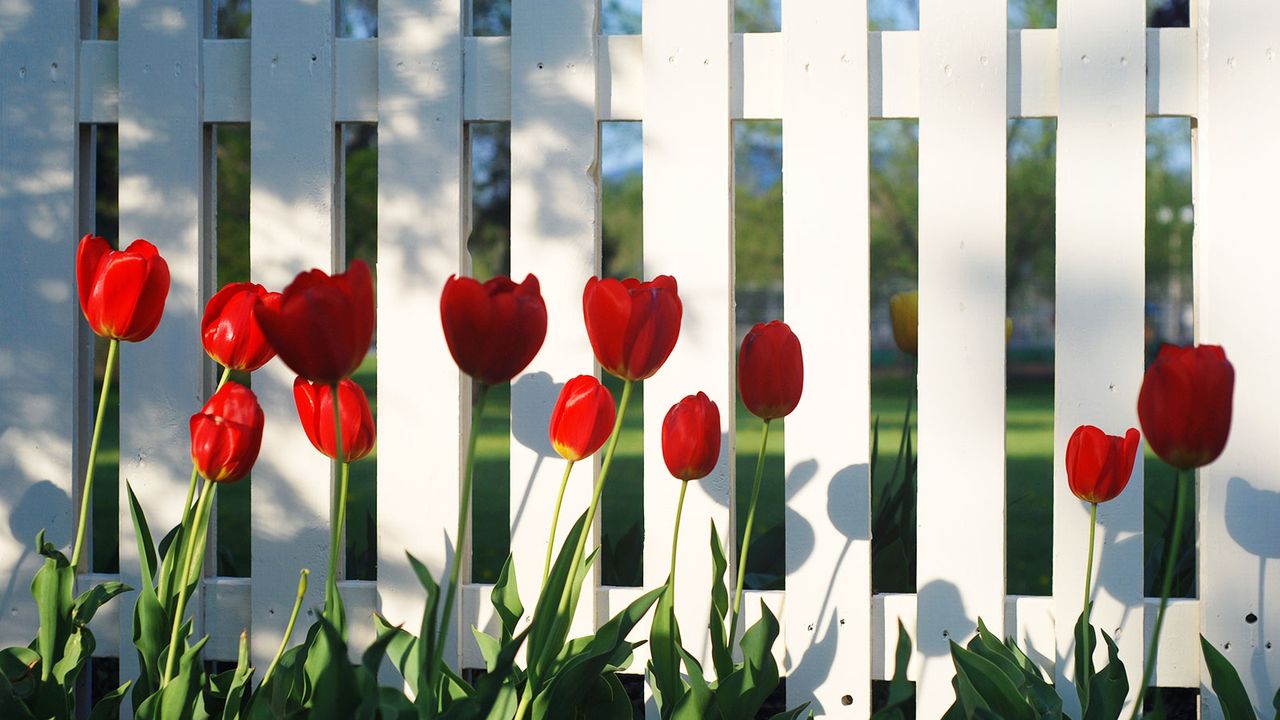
765 703 812 720
716 600 782 720
373 613 419 695
708 521 733 680
491 556 523 641
72 581 130 627
218 632 254 720
670 645 716 720
647 581 686 718
526 511 591 682
301 616 360 720
0 670 37 720
1080 628 1126 720
405 551 441 713
871 620 915 720
86 680 130 720
30 532 74 684
135 635 209 720
1200 635 1259 720
949 641 1037 720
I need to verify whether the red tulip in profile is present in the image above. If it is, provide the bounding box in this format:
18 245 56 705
202 282 283 372
1137 344 1235 470
293 377 376 462
1066 425 1140 504
583 276 682 382
549 375 616 462
255 260 375 386
738 321 803 420
189 382 264 484
662 392 720 481
76 234 171 342
440 274 547 385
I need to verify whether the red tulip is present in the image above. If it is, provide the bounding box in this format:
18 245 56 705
293 377 376 462
583 276 682 382
76 234 170 342
1066 425 1140 504
440 274 547 385
255 260 375 386
1138 344 1235 470
189 382 264 484
738 321 803 420
549 375 616 462
202 282 283 372
662 392 721 481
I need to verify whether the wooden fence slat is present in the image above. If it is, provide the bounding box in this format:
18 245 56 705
508 0 600 639
0 0 80 650
1052 0 1147 715
248 0 339 671
915 0 1008 715
641 0 734 705
1194 0 1280 715
115 1 208 707
376 0 469 675
781 0 873 715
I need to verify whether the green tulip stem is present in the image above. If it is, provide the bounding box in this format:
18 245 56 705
325 382 349 625
180 365 234 526
70 338 118 570
262 568 309 687
1080 500 1098 707
1129 468 1191 720
668 480 689 601
430 383 491 693
161 480 218 687
542 459 577 586
729 417 772 650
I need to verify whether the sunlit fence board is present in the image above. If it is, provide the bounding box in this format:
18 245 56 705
376 0 469 676
1052 1 1147 715
641 0 734 691
1194 0 1280 715
248 0 340 671
114 1 209 704
915 0 1008 715
508 0 601 639
781 0 872 715
0 0 80 650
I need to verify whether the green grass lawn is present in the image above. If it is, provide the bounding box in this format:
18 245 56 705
90 355 1192 598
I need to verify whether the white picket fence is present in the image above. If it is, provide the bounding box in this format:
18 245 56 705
2 0 1278 717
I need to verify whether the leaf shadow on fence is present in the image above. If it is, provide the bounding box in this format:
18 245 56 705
1223 476 1280 701
508 372 559 542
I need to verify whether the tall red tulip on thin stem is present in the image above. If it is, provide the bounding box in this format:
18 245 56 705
437 273 547 708
1129 344 1234 719
731 321 803 647
71 234 171 570
163 382 263 687
202 282 283 374
255 260 376 630
543 375 615 582
1065 423 1139 706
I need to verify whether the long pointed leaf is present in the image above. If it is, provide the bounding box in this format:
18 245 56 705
1200 636 1259 720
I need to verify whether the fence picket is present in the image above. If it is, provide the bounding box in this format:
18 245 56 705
916 0 1008 715
641 0 734 702
248 0 339 671
375 0 470 675
508 0 601 639
1194 0 1280 715
1052 0 1147 715
0 0 81 650
781 0 873 715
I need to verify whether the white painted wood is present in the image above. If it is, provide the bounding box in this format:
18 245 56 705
508 0 600 637
781 0 871 715
248 0 338 672
1194 0 1280 714
641 0 734 687
201 39 249 123
376 0 470 676
915 0 1007 715
1052 1 1147 715
113 0 207 706
0 0 80 649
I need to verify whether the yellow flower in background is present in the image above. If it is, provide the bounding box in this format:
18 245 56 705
889 290 918 356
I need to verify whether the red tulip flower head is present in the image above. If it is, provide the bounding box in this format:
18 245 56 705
202 282 283 372
76 234 170 342
255 260 375 386
190 382 264 484
549 375 616 462
662 392 721 481
293 377 376 462
738 321 803 420
583 276 682 382
1137 344 1235 470
1066 425 1140 504
440 274 548 385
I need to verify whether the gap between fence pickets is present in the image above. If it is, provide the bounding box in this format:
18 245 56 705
76 27 1197 125
80 574 1199 686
